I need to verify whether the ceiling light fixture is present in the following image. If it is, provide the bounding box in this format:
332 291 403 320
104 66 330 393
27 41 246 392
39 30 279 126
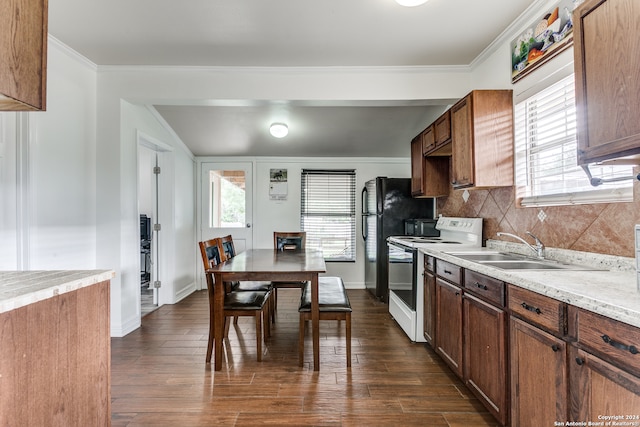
269 123 288 138
395 0 428 6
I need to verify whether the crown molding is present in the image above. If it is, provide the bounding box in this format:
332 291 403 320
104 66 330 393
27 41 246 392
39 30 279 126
48 35 98 71
96 63 472 75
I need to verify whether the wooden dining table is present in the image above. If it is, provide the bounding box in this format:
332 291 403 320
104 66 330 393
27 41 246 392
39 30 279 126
206 248 327 371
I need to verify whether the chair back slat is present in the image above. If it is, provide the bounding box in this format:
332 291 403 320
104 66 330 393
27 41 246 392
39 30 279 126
219 235 236 261
199 238 224 270
274 231 306 251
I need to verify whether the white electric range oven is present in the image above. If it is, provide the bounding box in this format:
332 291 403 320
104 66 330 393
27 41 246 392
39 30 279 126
387 217 483 342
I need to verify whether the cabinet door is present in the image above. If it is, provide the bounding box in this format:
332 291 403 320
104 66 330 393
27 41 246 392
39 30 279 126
422 125 436 155
0 0 48 111
423 265 436 346
410 135 424 196
450 95 474 188
574 0 640 164
569 346 640 421
463 293 508 425
434 110 451 146
435 277 463 377
510 317 567 427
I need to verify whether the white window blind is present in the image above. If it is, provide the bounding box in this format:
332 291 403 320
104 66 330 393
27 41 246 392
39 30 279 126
514 74 633 206
300 169 356 262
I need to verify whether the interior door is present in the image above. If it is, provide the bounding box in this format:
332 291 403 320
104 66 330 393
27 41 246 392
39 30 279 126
201 161 253 252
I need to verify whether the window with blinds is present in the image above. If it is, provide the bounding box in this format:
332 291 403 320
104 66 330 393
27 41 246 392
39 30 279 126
300 169 356 262
514 74 633 206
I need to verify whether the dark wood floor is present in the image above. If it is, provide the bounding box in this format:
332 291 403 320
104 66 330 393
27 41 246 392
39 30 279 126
111 288 499 426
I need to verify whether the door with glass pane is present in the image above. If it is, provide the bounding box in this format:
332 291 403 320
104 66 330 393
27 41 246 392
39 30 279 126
201 162 253 253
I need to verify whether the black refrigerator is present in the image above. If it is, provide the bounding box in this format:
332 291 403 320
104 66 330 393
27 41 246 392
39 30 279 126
362 177 435 302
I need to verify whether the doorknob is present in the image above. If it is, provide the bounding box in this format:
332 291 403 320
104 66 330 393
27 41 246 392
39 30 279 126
246 223 251 228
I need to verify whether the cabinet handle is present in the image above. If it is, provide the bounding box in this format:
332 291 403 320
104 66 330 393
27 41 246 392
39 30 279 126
444 269 452 275
551 344 560 352
601 334 639 355
475 281 488 291
575 357 584 366
455 291 460 296
521 302 542 315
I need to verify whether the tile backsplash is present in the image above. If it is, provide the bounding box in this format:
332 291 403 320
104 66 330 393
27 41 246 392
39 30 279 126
437 182 640 258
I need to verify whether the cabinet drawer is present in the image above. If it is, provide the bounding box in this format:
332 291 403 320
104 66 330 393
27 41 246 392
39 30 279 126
508 285 566 336
424 255 435 273
576 308 640 377
464 270 504 307
436 260 462 285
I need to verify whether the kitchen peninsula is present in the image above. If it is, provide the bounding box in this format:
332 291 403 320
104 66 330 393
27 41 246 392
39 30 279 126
0 270 114 426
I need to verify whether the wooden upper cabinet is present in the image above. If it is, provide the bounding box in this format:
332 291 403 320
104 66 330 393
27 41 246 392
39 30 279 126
0 0 48 111
410 135 425 196
434 110 451 146
573 0 640 164
422 125 436 155
450 90 514 189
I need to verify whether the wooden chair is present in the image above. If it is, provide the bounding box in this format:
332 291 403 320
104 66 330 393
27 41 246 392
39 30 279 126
298 276 352 368
272 231 307 308
198 238 271 363
217 234 275 323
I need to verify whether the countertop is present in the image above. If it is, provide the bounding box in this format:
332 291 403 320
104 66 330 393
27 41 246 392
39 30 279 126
419 241 640 330
0 270 115 314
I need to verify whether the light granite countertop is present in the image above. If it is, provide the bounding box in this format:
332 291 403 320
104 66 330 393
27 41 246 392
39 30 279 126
0 270 115 314
419 241 640 330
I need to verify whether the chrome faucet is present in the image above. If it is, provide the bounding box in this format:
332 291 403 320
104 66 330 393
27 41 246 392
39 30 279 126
496 231 545 259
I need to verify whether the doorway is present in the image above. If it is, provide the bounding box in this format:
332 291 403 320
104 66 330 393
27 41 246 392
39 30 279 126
137 133 173 316
200 161 254 250
138 145 158 315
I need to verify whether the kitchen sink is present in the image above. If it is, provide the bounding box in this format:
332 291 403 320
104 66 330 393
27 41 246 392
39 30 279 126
479 260 577 270
445 251 601 271
445 252 525 262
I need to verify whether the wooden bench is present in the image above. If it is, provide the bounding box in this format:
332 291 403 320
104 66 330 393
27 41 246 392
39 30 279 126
298 276 352 367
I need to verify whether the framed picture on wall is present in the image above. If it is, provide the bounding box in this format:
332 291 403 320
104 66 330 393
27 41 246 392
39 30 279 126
510 0 581 83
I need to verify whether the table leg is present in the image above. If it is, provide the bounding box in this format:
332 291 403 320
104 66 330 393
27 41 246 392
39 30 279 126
311 273 320 371
213 272 225 371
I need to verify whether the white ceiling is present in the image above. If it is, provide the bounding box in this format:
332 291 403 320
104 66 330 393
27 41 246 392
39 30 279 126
47 0 537 157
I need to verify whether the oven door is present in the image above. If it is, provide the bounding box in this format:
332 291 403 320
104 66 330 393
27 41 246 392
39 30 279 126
387 241 417 311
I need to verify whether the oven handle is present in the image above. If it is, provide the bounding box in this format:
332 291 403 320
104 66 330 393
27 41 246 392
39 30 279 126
388 242 416 254
387 241 418 262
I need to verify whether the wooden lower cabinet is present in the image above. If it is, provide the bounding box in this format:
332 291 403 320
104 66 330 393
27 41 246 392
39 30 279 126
435 277 463 377
510 316 568 427
463 293 507 425
569 346 640 421
0 281 111 426
423 257 436 346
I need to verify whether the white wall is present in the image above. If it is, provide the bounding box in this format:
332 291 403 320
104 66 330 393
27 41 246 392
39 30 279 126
111 101 196 335
0 40 98 272
29 42 98 269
